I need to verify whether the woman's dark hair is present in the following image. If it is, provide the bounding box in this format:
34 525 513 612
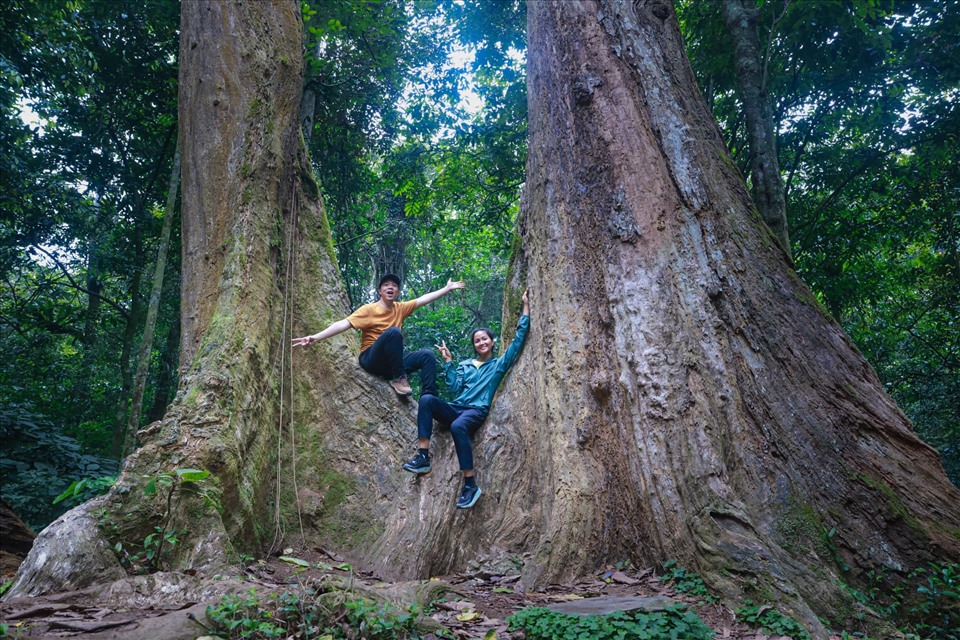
471 328 495 354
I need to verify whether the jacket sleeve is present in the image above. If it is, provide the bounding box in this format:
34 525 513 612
496 314 530 374
445 361 464 395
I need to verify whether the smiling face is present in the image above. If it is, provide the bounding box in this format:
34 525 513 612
378 279 399 301
472 329 495 359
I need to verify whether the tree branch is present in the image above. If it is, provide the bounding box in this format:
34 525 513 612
29 245 129 319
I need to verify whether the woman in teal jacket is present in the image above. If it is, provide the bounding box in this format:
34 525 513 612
402 291 530 509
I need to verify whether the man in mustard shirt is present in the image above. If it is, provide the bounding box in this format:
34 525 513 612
292 274 465 396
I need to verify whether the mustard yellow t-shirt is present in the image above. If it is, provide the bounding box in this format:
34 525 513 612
347 300 418 352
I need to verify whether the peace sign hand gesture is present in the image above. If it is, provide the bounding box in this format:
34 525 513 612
435 340 453 363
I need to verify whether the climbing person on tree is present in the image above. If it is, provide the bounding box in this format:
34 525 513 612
292 274 465 396
402 290 530 509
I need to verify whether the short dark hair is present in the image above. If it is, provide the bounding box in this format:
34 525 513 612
471 327 495 354
378 273 401 289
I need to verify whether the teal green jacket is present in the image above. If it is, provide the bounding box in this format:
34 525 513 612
445 315 530 410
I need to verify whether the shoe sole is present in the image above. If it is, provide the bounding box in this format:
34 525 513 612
456 487 481 509
402 464 431 474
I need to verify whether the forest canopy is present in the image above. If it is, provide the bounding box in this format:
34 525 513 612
1 0 957 539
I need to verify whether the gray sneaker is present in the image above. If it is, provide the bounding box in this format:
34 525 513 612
390 375 412 396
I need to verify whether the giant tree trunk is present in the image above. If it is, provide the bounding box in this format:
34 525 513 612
361 0 960 632
5 0 416 598
8 1 959 635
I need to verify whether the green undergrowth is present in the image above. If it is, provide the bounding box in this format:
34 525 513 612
736 601 811 640
205 586 445 640
506 604 715 640
658 559 716 603
179 559 960 639
837 561 960 640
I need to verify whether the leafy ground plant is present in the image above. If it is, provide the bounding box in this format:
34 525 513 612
735 601 811 640
111 468 220 573
205 587 438 639
658 560 716 602
906 562 959 640
0 405 118 530
52 474 117 508
506 604 715 640
836 561 959 639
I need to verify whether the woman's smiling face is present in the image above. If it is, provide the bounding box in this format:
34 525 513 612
473 330 494 357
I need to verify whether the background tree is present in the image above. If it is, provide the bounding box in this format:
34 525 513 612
719 0 790 255
1 0 181 526
680 0 960 484
7 0 420 597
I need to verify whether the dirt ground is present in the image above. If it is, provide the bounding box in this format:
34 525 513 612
0 546 844 639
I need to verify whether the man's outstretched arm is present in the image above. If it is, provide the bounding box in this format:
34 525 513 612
292 318 352 347
414 279 466 309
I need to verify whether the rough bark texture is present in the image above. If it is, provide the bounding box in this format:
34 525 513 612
7 1 959 636
721 0 790 256
355 0 960 633
5 0 434 603
491 0 954 629
0 499 34 576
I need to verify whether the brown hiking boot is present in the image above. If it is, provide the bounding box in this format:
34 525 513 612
390 375 412 396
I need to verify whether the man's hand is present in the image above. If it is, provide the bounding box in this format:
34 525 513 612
292 335 315 347
416 279 466 308
290 319 352 347
435 339 453 363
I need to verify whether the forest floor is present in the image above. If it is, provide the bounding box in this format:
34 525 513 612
0 545 858 639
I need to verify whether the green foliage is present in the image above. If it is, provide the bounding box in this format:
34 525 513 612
110 468 220 572
340 598 427 639
658 560 716 603
823 526 851 574
141 526 181 566
207 587 434 639
736 601 811 640
143 467 220 513
0 404 118 530
207 589 290 639
836 562 959 639
1 0 182 469
906 562 960 640
52 474 116 507
506 604 715 640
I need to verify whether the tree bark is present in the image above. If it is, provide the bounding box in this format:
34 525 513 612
6 0 430 601
8 1 959 636
0 499 34 577
721 0 791 257
358 0 960 633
